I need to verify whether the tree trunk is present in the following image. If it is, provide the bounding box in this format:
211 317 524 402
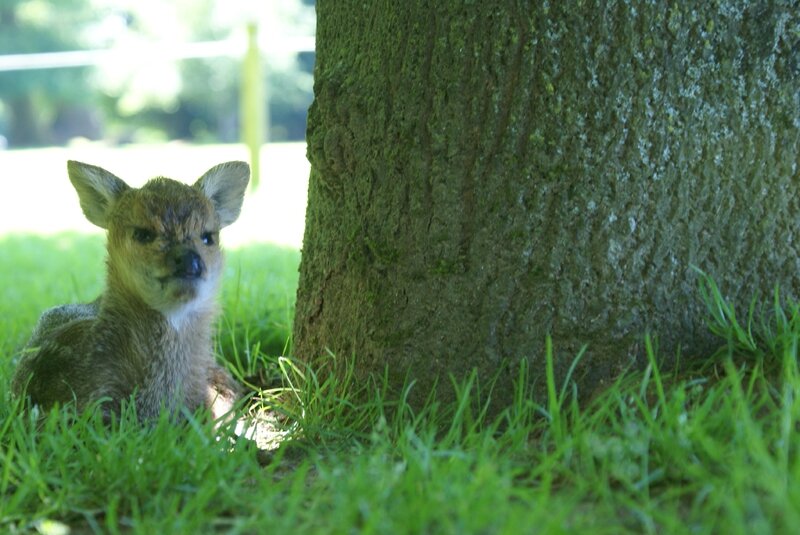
294 2 800 409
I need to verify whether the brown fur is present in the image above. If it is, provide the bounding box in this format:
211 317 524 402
11 160 250 422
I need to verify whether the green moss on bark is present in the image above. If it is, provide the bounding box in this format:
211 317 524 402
295 1 800 409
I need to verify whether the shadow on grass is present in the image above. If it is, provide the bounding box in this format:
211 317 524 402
221 243 301 386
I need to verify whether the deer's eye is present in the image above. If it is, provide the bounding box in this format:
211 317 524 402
201 232 216 246
132 228 156 244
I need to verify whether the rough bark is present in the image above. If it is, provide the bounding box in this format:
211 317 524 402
294 1 800 408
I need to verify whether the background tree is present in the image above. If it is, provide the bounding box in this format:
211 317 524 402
0 0 96 145
293 2 800 409
0 0 315 146
77 0 316 143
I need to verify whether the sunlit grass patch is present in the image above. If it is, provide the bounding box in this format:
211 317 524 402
0 233 105 355
0 142 310 248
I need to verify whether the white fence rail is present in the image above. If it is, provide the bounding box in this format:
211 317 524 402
0 36 315 71
0 31 316 188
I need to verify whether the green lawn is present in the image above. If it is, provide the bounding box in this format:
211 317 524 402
0 142 309 249
1 148 799 534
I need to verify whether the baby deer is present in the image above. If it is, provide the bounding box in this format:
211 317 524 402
12 160 249 423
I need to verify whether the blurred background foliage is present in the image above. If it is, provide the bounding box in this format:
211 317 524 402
0 0 315 147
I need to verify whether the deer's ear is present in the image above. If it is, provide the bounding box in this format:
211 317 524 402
67 160 130 229
194 161 249 228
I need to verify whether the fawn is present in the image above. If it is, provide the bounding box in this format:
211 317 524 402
11 160 249 423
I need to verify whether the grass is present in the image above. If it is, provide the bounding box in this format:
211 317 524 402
1 233 799 534
0 142 310 248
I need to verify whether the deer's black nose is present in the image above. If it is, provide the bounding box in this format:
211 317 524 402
173 250 205 279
